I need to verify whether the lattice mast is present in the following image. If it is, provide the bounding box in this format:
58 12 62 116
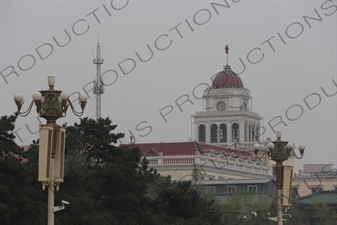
93 42 104 119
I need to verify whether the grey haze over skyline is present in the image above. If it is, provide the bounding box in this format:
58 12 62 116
0 0 336 172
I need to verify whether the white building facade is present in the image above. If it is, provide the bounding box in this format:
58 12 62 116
192 64 262 151
127 48 294 182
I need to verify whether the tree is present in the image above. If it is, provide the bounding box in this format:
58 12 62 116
0 113 22 156
134 174 222 225
201 190 280 225
0 114 46 225
1 115 225 225
311 199 337 225
64 117 124 164
58 117 223 225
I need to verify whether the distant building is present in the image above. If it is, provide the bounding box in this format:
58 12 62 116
303 163 332 174
192 63 262 151
194 179 277 210
127 141 273 181
293 164 337 196
123 47 294 182
194 178 277 194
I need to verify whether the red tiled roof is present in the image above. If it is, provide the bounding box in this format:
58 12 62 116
123 142 199 156
121 141 252 158
212 65 244 89
197 142 251 158
21 145 30 151
0 145 30 163
0 151 28 163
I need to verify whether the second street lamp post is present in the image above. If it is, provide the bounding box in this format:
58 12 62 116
13 76 88 225
254 131 306 225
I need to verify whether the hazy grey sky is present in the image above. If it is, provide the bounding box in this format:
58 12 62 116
1 0 336 171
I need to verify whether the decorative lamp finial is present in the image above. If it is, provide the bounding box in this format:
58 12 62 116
225 44 229 66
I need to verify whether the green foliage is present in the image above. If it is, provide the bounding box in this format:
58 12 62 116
0 158 47 225
202 190 305 225
0 114 46 225
1 115 223 225
283 205 305 225
0 113 22 156
310 199 337 225
63 117 124 159
146 180 222 225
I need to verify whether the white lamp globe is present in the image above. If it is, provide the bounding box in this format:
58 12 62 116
79 93 88 102
13 93 23 102
32 91 42 101
267 142 275 149
60 91 69 100
253 143 260 150
286 142 294 150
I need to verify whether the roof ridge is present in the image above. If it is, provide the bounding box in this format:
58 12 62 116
298 189 337 200
131 141 194 144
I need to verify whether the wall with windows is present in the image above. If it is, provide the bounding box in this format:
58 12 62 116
292 176 337 196
195 118 261 148
196 179 277 194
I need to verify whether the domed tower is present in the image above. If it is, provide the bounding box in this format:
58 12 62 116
192 45 262 149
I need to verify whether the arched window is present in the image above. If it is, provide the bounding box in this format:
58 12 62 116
211 124 218 143
198 124 206 142
219 124 227 143
252 124 255 142
232 123 239 142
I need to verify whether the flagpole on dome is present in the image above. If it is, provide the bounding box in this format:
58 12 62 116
225 44 229 66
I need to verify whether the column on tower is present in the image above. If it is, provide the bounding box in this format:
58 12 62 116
239 120 245 145
226 121 231 144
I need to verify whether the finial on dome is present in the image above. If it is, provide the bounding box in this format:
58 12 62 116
225 44 229 66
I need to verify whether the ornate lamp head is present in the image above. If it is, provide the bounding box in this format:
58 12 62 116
14 76 88 125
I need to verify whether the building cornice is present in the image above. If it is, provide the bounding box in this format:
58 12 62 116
193 110 262 120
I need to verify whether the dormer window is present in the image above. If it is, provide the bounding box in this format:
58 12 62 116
145 149 158 157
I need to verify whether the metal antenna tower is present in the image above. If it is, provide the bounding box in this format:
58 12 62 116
93 42 104 119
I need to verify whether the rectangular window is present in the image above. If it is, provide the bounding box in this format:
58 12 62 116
209 176 215 180
248 185 257 192
206 186 215 193
219 176 225 180
227 186 236 193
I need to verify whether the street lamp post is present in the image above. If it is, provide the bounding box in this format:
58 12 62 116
13 76 88 225
253 131 306 225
